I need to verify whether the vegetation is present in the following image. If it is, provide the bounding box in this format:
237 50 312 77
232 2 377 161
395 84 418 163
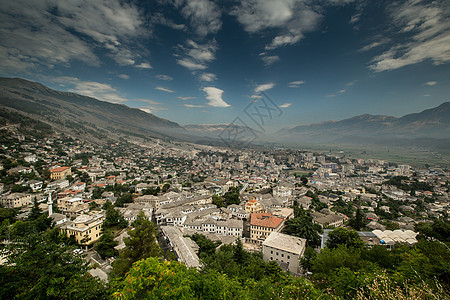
110 212 162 280
283 206 322 248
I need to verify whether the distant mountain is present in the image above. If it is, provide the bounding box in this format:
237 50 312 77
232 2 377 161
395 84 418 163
0 77 183 143
278 102 450 149
184 124 262 138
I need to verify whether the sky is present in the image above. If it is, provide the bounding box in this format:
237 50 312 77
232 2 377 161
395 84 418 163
0 0 449 132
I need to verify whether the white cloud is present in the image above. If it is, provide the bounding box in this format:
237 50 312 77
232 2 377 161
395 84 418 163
140 108 153 114
51 77 162 109
265 33 303 50
199 73 217 82
155 86 175 93
255 83 275 93
135 62 152 69
152 13 186 31
261 55 280 66
0 0 150 73
118 74 130 80
184 104 205 108
180 0 222 37
178 96 197 100
279 103 292 108
369 1 450 72
176 39 217 72
346 80 356 86
155 74 173 81
52 76 128 103
202 87 231 107
359 39 390 52
338 89 346 93
288 80 305 87
232 0 321 50
176 58 207 70
425 81 437 86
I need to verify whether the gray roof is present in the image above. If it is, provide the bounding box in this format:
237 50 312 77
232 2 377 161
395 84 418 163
262 232 306 255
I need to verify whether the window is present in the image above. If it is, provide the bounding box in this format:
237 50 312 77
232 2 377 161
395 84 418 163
287 255 290 259
271 250 273 254
276 252 278 256
281 254 284 257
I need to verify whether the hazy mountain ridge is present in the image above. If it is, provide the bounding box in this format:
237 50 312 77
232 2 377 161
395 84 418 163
278 102 450 149
0 77 182 143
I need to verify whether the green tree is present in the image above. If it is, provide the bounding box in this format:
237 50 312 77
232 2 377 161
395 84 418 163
0 230 107 299
95 229 118 259
415 219 450 243
283 211 322 248
115 192 132 207
28 197 42 221
103 206 128 229
190 233 220 258
212 194 224 208
348 208 366 231
111 212 162 279
326 227 365 249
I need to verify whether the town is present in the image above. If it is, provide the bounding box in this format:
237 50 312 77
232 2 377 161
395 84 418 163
1 125 448 286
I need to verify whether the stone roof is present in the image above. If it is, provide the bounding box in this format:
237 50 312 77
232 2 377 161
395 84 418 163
262 232 306 255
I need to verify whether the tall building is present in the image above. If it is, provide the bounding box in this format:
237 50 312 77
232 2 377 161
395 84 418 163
250 212 284 244
262 232 306 274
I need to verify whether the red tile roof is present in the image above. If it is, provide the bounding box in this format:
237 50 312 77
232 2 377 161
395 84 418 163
50 166 70 173
250 213 284 229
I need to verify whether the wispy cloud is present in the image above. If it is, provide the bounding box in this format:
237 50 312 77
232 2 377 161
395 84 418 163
135 62 152 69
255 82 275 93
176 39 217 72
155 86 175 93
369 1 450 72
425 81 437 86
51 76 153 105
199 72 217 82
279 102 292 108
0 0 150 73
231 0 321 51
118 74 130 80
178 96 197 100
180 0 222 37
176 59 207 70
261 55 280 66
288 80 305 88
202 87 231 107
155 74 173 81
184 104 205 108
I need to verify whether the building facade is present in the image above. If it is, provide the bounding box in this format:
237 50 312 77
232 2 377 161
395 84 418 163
262 232 306 274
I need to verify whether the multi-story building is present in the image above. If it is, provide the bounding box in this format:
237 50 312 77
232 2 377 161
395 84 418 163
61 213 103 246
50 166 72 180
262 232 306 274
1 193 32 208
250 212 284 243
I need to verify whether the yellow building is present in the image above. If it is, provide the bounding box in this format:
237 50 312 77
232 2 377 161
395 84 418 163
0 193 32 208
62 213 103 246
250 212 284 244
245 197 264 213
50 166 71 180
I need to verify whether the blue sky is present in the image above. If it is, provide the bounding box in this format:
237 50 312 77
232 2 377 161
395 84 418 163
0 0 449 131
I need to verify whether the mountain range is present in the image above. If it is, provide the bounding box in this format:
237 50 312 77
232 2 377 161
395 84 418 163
276 102 450 149
0 77 448 150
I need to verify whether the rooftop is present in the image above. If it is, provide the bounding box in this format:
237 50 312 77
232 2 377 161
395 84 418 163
250 213 284 229
262 232 306 254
